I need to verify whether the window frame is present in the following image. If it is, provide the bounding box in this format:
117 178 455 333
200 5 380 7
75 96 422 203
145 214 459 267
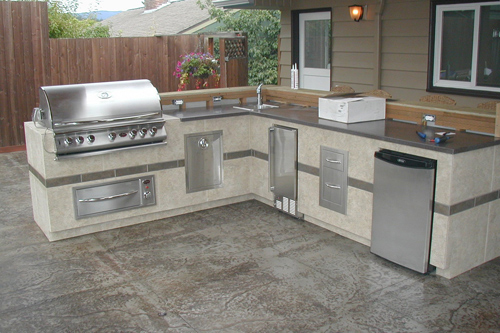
428 0 500 98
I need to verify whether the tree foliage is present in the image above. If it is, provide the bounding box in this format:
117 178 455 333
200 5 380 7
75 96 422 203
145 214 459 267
47 0 110 38
7 0 111 38
197 0 280 85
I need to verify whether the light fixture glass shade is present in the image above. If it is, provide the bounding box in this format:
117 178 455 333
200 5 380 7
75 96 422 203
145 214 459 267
349 5 363 22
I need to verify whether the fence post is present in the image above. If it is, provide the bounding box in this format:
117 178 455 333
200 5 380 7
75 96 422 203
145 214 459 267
219 38 228 88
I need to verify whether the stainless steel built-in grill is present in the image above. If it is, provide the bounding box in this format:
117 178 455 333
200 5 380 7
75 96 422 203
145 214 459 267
32 79 167 159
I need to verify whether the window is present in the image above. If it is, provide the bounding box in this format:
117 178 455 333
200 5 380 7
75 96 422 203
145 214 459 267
429 1 500 97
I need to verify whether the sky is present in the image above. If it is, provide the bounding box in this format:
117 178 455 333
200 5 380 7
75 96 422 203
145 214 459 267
76 0 144 12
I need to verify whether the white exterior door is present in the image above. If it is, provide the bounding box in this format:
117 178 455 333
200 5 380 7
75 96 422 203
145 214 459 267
299 12 331 91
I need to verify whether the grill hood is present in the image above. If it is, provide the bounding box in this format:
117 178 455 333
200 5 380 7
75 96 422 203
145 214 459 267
35 79 162 132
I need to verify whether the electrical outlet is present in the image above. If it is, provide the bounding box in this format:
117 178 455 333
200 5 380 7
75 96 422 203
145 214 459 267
422 114 436 122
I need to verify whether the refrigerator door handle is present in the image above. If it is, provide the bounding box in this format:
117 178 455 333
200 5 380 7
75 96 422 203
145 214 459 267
269 126 275 192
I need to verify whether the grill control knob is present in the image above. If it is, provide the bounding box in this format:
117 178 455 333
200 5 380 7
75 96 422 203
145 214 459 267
108 132 117 141
143 191 152 199
149 127 157 136
129 129 138 139
64 137 73 145
75 136 84 144
87 135 96 143
139 128 148 137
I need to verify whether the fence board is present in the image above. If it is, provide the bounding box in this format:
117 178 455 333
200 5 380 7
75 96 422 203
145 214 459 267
31 2 48 101
0 2 10 147
11 2 25 145
21 3 35 110
49 40 59 85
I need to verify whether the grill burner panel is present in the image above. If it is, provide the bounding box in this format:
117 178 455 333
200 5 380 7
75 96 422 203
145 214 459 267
54 121 166 156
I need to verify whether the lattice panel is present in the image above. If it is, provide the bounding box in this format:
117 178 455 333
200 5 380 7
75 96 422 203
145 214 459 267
224 39 247 60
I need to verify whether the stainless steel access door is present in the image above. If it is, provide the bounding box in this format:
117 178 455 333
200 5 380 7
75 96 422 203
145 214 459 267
269 125 298 200
185 130 223 193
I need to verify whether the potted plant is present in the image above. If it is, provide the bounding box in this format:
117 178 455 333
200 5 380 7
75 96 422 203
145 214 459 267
173 52 220 91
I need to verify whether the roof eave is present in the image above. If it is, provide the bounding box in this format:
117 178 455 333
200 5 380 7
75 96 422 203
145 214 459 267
212 0 255 9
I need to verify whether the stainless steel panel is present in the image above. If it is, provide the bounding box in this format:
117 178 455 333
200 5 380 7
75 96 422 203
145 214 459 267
56 142 168 160
74 175 155 219
371 150 436 273
269 125 297 200
53 121 167 156
37 79 161 130
319 146 348 214
321 168 344 205
185 130 223 193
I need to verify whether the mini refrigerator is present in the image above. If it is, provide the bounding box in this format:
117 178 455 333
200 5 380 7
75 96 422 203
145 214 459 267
371 149 437 273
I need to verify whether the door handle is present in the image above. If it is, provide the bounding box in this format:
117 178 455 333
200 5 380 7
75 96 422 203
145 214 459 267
325 183 341 189
326 158 342 164
79 190 139 202
269 127 275 192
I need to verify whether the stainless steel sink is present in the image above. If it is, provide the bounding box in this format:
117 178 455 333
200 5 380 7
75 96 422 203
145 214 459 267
233 104 279 112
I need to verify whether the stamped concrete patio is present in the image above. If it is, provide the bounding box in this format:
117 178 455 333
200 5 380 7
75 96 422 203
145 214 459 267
0 151 499 332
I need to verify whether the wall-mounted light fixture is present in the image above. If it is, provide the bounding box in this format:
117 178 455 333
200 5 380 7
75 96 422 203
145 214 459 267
349 5 364 22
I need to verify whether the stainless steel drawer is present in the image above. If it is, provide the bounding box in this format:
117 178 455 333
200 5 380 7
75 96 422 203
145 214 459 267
321 167 345 208
322 150 345 172
319 146 348 214
73 175 156 219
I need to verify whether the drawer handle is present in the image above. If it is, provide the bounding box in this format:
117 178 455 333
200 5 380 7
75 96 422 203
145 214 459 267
325 183 341 189
79 190 139 202
326 158 342 164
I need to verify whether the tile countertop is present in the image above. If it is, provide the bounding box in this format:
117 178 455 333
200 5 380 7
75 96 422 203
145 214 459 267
164 103 500 154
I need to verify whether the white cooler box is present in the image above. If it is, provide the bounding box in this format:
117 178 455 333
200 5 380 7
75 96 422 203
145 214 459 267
318 96 386 123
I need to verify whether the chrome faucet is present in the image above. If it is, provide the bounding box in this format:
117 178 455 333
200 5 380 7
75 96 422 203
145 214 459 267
257 83 264 109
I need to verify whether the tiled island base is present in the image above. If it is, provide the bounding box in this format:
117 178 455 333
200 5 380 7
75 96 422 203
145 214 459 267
25 111 500 279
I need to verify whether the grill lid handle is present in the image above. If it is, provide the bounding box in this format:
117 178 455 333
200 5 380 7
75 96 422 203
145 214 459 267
53 111 162 127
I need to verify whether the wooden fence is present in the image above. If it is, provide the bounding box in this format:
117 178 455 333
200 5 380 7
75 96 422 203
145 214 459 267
48 35 206 91
0 1 247 148
0 1 49 148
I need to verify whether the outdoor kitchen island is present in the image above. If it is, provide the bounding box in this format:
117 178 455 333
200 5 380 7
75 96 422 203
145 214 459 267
26 87 500 279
